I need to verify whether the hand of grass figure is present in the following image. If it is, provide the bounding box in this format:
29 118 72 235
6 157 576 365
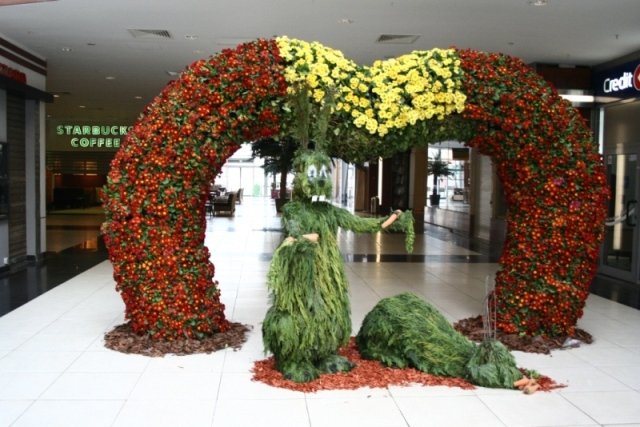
381 210 402 229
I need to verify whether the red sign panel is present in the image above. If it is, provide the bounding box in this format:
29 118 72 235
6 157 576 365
0 62 27 84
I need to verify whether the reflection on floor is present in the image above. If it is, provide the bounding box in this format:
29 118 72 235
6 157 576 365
0 197 639 426
0 209 107 317
425 205 471 234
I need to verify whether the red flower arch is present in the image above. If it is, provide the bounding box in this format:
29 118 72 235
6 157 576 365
102 39 607 340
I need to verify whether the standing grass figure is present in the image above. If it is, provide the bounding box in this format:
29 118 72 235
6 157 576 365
262 150 414 382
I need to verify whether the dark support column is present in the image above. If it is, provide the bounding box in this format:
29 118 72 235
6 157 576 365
411 147 427 234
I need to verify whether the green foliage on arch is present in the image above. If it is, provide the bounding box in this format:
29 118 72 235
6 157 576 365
102 37 608 340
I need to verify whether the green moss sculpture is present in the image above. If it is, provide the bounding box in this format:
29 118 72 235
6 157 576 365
262 151 414 383
356 292 522 388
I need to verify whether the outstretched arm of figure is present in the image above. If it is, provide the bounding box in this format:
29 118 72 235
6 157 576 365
333 206 415 253
333 206 406 232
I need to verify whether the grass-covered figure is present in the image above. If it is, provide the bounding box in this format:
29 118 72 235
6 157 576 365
356 292 523 388
262 150 414 382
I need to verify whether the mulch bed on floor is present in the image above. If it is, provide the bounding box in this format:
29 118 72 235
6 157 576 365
104 322 250 357
251 337 565 393
104 318 572 393
454 315 593 354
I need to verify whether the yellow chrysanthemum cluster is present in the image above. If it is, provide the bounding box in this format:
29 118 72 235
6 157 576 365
366 50 466 136
275 36 357 103
276 37 466 138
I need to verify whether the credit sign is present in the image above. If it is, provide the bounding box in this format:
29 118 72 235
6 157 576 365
594 60 640 100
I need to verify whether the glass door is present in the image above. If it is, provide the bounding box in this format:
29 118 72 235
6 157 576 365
601 153 639 282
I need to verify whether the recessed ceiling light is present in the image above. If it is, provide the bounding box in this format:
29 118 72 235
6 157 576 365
134 95 143 99
185 34 198 40
376 34 420 45
105 76 116 80
129 29 172 39
78 105 86 109
166 71 179 77
61 47 72 52
528 0 547 5
338 18 354 24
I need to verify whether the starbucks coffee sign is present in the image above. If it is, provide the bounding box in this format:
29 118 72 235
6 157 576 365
55 124 132 148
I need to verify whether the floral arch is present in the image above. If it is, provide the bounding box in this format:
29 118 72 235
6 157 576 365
102 37 608 340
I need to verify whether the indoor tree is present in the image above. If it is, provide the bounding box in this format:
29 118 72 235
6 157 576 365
427 151 454 206
251 136 298 210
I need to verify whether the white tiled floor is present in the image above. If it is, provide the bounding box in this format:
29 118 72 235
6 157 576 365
1 197 639 426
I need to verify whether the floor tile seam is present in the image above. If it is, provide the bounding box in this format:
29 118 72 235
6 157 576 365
302 393 313 427
112 363 152 417
590 363 640 391
387 388 415 427
471 393 515 427
598 361 640 370
7 398 45 427
10 280 116 353
554 389 609 426
432 277 489 302
559 386 640 398
65 365 152 375
571 342 639 367
211 351 230 424
21 397 129 402
26 367 71 409
589 308 640 328
215 396 306 401
114 397 220 401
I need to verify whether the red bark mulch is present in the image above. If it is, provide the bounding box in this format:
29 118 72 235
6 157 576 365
454 315 593 355
104 322 250 357
251 337 565 393
104 320 569 394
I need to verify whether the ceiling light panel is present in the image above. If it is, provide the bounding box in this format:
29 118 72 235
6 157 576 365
128 29 173 39
376 34 420 44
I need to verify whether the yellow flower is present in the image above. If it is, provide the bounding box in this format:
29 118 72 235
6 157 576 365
313 89 325 103
307 74 319 88
275 37 466 138
311 62 330 78
354 115 368 128
366 118 378 134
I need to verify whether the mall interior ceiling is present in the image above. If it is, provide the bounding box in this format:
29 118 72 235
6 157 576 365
1 0 639 125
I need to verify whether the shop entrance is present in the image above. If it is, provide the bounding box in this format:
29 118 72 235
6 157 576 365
601 151 640 283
